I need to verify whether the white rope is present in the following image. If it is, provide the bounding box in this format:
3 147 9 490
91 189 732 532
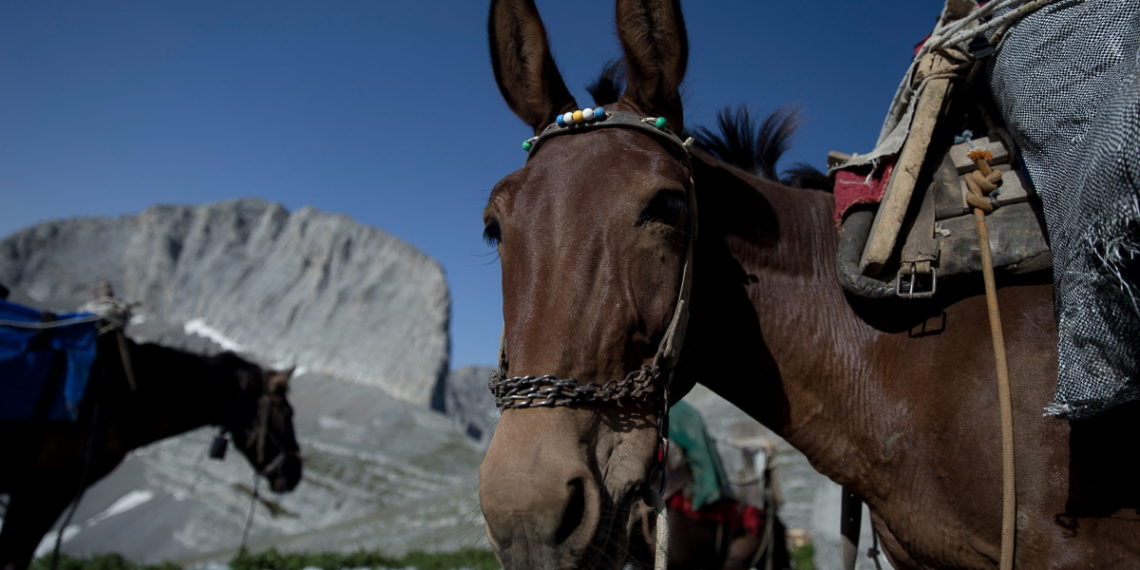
0 315 101 329
78 296 135 332
653 494 670 570
841 0 1063 171
919 0 1060 58
0 293 138 332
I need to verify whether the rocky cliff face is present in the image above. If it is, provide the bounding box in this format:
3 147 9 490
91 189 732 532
438 366 498 443
0 199 449 406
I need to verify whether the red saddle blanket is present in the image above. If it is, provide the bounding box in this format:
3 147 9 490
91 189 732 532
667 492 765 538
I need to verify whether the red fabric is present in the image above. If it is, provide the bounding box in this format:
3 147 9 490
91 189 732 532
738 504 765 538
914 33 932 56
667 493 766 538
832 157 895 228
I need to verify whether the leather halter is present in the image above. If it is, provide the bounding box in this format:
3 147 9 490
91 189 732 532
489 109 697 410
215 374 290 477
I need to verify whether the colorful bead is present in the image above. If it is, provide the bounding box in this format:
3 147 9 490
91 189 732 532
582 107 595 121
556 114 566 127
522 140 533 151
594 107 605 119
654 117 667 129
562 112 574 126
572 110 584 123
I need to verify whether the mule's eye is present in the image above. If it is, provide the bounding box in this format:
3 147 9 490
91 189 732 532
637 190 688 228
483 219 502 246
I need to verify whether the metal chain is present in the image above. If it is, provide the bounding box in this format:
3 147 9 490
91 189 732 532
489 364 663 409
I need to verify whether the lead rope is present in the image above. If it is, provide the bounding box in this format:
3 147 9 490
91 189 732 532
239 393 272 556
966 149 1016 570
652 160 695 570
653 491 670 570
653 383 671 570
238 471 261 555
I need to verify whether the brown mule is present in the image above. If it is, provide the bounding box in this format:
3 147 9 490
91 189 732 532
0 334 302 570
479 0 1140 568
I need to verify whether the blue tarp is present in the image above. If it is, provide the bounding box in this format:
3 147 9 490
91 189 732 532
0 299 98 421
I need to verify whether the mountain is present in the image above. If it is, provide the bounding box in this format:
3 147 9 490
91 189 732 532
0 199 449 406
438 366 497 444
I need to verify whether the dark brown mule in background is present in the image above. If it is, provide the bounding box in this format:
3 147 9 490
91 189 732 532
0 334 302 570
479 0 1140 568
633 454 790 570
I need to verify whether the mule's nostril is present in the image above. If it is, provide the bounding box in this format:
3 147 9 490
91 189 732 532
554 477 586 545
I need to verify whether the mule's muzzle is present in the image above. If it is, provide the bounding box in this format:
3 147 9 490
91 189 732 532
267 452 302 492
482 468 601 568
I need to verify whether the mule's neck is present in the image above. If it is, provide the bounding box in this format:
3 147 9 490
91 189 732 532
687 157 890 493
116 341 243 448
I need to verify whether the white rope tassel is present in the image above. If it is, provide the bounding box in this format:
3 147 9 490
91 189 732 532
653 493 670 570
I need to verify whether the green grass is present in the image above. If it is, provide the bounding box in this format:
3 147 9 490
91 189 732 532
230 548 500 570
790 543 816 570
30 553 179 570
31 548 500 570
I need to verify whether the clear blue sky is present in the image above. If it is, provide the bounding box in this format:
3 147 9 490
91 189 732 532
0 1 940 369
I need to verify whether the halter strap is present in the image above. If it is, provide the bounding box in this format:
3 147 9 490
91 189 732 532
491 109 697 410
525 110 693 171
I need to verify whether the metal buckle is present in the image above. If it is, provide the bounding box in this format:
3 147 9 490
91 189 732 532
896 262 937 299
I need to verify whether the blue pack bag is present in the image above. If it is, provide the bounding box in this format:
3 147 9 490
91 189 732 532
0 299 99 421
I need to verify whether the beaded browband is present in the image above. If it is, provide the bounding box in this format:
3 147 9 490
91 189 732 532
522 108 693 169
491 108 696 410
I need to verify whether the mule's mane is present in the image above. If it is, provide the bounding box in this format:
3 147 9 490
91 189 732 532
586 59 626 106
781 162 831 191
690 105 796 181
690 106 829 190
584 64 828 190
128 341 264 385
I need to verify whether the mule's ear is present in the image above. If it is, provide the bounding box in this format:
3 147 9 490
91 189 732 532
489 0 577 133
616 0 688 131
269 367 295 391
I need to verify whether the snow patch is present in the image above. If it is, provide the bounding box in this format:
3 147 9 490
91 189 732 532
34 525 80 557
87 489 154 525
184 318 245 352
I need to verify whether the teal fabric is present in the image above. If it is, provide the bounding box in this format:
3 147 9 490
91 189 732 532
668 400 731 510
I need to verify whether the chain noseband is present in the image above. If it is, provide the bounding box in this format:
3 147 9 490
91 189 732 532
491 365 663 409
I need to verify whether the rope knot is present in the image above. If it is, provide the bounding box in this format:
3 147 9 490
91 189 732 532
964 148 1002 214
79 297 137 334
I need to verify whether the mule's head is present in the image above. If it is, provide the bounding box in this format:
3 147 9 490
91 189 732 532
222 354 303 493
481 1 692 567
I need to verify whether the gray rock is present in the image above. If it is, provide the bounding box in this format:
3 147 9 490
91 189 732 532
0 199 450 407
437 366 498 444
